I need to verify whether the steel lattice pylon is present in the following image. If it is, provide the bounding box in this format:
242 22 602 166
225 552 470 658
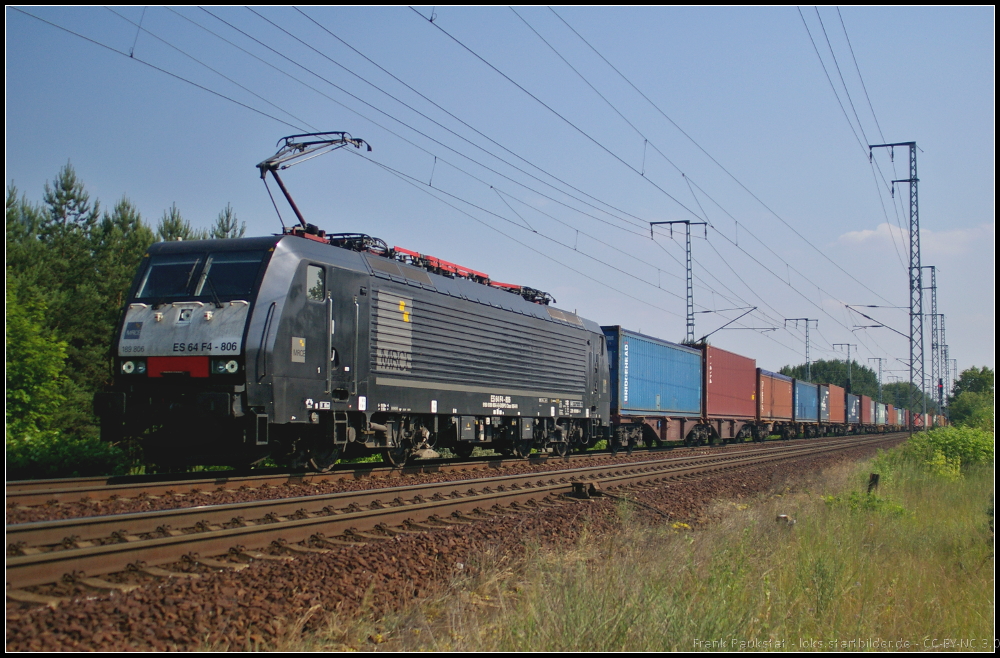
870 142 923 430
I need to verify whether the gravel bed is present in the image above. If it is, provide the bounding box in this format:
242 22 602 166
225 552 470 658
6 441 797 525
4 436 902 651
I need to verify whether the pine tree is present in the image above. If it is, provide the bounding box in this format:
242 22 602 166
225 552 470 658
156 202 208 241
210 202 246 239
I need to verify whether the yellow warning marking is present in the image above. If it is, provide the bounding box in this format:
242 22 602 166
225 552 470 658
398 301 406 311
403 312 410 323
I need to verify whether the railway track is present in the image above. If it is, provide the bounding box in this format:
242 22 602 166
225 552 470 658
6 433 905 598
6 433 901 509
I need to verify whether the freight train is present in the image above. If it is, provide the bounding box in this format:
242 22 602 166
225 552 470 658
94 132 931 469
94 225 918 470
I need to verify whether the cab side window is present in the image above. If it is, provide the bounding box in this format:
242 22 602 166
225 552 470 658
307 265 325 301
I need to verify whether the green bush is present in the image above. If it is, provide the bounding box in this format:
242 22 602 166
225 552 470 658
905 426 994 469
6 428 129 480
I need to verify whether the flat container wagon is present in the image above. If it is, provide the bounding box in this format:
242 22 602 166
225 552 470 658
828 384 846 424
757 369 793 421
602 326 708 447
701 345 756 442
794 380 819 422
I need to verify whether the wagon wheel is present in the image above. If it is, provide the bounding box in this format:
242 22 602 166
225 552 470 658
514 439 534 459
309 445 341 473
382 443 412 467
453 442 475 459
551 441 569 458
625 434 637 456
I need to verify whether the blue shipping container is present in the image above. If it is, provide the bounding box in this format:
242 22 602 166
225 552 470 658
794 380 819 421
602 326 701 415
847 394 860 423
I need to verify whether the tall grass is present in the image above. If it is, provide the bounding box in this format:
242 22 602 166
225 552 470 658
311 433 994 651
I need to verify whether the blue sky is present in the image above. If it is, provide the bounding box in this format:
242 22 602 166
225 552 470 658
6 6 995 390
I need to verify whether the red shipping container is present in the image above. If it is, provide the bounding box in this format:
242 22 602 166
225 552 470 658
828 384 846 423
861 395 873 424
703 346 756 419
888 404 895 426
757 369 793 421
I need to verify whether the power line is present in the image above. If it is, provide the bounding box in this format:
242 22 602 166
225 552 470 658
182 9 770 325
409 6 705 222
549 7 897 307
292 7 652 233
202 7 660 238
11 7 304 132
355 151 687 318
104 7 317 134
417 6 901 353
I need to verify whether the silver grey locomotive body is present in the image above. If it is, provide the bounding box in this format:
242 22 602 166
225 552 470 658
97 233 611 467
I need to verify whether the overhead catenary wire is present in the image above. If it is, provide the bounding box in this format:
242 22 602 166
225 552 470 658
197 7 661 240
354 151 687 318
11 7 304 132
508 8 897 359
549 6 900 307
104 7 318 134
835 6 910 267
18 7 906 369
293 7 656 233
409 6 706 222
206 7 901 362
198 5 900 354
166 8 743 313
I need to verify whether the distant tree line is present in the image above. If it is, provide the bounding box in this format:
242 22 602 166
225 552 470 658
5 162 246 477
778 358 942 414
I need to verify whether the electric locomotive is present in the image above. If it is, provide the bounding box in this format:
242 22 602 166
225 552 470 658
95 228 611 469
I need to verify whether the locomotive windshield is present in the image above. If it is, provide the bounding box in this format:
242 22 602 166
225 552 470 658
136 250 266 301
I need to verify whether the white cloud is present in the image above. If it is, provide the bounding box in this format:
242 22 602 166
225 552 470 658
837 222 995 258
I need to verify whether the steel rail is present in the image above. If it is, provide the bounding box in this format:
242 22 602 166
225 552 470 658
6 434 904 590
5 434 887 506
8 444 812 547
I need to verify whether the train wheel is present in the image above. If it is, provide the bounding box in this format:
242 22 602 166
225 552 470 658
383 444 412 467
453 443 475 459
551 441 569 458
309 446 340 473
514 439 534 459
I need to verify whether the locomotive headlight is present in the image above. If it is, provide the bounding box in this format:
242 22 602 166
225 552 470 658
211 358 241 375
121 359 146 375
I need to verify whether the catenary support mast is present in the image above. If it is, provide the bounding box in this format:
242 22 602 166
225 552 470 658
869 142 923 430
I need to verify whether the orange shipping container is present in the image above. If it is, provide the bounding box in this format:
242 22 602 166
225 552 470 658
828 384 846 423
704 346 756 419
757 369 793 421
